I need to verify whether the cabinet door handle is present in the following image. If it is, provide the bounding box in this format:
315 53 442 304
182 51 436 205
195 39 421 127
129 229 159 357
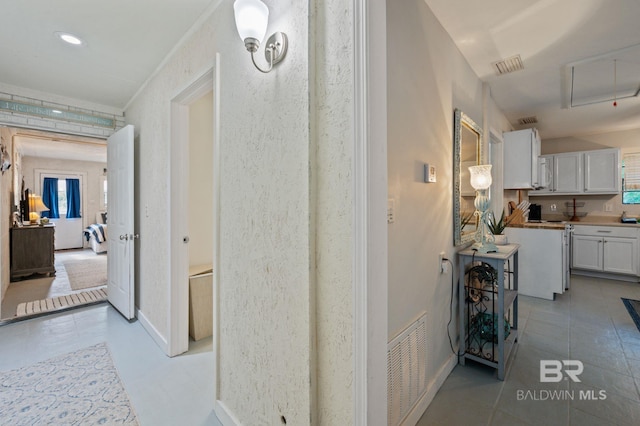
597 230 612 233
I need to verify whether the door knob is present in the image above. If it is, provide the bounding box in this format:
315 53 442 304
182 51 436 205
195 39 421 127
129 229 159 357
120 234 128 240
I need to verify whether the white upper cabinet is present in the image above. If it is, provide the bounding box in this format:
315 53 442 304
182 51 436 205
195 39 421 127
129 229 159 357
503 128 541 189
529 148 621 196
584 149 620 193
554 152 583 193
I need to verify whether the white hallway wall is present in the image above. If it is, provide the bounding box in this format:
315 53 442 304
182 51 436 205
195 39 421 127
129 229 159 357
387 0 511 412
188 91 214 268
125 0 354 424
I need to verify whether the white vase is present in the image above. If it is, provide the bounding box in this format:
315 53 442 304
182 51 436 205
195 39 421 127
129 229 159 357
493 234 508 245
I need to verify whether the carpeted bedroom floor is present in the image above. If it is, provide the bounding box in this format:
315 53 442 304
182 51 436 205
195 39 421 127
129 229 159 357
1 248 106 320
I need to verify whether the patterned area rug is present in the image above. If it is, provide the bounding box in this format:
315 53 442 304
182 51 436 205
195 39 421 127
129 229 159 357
0 343 138 425
64 256 107 290
16 288 107 318
622 298 640 332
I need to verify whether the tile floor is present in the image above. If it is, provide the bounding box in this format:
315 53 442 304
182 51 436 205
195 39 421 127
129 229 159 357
1 248 103 319
0 304 222 425
2 273 639 425
418 274 640 426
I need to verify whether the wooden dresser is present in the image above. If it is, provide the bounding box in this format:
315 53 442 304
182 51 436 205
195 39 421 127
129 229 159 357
10 225 56 280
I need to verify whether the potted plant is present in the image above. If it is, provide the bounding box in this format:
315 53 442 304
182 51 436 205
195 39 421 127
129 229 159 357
487 209 511 245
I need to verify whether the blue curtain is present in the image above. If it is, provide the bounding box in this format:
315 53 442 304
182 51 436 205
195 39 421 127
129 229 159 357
41 177 59 219
66 178 81 218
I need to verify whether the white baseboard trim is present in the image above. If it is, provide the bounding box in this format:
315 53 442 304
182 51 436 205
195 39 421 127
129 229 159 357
215 400 241 426
136 308 169 355
400 353 458 426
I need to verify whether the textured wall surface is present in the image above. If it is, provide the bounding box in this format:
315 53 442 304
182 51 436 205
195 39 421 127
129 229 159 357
0 127 12 304
216 1 313 423
125 0 316 424
314 0 355 423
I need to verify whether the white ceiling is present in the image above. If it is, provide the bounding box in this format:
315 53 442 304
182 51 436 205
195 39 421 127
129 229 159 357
14 134 107 163
1 0 639 147
0 0 215 161
425 0 640 139
0 0 214 109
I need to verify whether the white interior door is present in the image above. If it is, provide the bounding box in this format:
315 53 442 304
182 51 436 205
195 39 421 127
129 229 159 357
107 125 135 319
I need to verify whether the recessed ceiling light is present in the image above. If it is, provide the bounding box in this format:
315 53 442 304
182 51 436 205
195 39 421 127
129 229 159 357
54 31 85 46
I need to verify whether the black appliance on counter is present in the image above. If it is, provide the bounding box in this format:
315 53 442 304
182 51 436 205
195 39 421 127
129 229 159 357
529 204 542 221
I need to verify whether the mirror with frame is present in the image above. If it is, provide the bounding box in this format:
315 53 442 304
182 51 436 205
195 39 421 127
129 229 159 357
453 109 482 246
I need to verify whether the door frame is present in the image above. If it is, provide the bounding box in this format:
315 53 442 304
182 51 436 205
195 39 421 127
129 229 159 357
354 0 388 424
168 62 218 358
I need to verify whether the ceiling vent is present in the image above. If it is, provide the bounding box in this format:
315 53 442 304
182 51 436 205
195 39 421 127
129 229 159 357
492 55 524 75
518 116 538 125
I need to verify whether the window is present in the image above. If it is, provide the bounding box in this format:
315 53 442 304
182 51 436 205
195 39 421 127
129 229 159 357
622 153 640 204
57 179 68 215
102 177 108 209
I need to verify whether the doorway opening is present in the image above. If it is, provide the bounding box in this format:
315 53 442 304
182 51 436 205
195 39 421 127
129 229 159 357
168 66 217 357
0 128 108 321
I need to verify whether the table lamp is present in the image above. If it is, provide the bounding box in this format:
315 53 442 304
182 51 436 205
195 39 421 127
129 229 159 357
28 194 50 224
469 165 497 253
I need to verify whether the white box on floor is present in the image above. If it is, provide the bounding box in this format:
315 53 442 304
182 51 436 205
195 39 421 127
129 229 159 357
188 265 213 341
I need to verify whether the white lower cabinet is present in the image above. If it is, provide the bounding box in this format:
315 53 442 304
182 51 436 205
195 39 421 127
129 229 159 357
572 235 603 271
603 237 638 275
571 225 639 279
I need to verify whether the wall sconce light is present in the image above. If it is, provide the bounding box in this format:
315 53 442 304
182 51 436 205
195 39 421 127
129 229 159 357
233 0 288 73
0 144 10 174
469 165 497 253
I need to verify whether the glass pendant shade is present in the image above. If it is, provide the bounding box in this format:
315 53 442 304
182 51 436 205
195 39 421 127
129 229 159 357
234 0 269 43
469 165 492 190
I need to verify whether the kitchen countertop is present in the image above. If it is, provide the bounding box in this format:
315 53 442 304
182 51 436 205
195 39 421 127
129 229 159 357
509 220 640 230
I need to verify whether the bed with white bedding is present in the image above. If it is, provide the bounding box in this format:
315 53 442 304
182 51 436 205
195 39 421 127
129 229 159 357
83 211 108 254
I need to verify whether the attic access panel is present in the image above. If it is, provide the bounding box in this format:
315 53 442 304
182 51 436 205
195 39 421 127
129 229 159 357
569 44 640 107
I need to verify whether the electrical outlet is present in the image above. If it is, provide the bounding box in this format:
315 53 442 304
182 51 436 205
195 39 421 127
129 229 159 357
550 204 557 212
604 203 613 212
387 199 395 224
439 251 445 273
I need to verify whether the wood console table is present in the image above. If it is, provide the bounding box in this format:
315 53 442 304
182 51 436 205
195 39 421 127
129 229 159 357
10 225 56 280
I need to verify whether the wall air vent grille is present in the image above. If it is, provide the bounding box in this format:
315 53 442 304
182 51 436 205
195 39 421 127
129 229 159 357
518 116 538 125
492 55 524 75
387 313 427 426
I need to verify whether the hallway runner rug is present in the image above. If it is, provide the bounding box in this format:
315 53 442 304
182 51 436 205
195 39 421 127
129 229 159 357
64 256 108 290
0 343 138 425
622 298 640 332
15 287 107 318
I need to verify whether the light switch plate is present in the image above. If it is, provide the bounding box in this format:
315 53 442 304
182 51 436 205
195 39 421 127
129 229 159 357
424 164 436 183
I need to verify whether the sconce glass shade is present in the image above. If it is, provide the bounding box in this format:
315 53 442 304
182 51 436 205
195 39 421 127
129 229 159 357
234 0 269 49
469 165 492 190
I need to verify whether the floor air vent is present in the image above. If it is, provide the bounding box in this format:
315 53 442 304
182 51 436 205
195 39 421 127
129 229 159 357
387 313 427 426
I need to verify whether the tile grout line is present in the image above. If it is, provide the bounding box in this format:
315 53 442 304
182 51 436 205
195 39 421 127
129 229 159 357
486 305 533 426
